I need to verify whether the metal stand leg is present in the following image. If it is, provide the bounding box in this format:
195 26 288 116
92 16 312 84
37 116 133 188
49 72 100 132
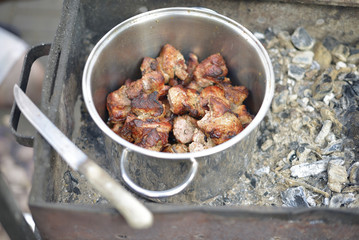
0 171 37 240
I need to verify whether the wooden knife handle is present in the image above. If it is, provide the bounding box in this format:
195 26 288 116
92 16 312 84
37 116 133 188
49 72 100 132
78 159 153 229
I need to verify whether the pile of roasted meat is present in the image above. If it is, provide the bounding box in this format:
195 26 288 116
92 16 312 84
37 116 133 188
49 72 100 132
106 44 253 152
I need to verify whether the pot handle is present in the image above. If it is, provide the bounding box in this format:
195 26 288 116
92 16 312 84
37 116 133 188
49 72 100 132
120 148 198 198
9 43 51 147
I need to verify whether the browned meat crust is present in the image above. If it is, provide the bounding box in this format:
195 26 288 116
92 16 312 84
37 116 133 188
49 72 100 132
106 85 131 122
157 44 188 83
193 53 228 87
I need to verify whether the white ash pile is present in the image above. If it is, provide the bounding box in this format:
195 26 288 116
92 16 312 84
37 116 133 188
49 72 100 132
206 26 359 208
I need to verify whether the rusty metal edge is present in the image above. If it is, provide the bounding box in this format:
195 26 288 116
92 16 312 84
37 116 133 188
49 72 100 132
266 0 359 7
29 200 359 224
29 201 359 240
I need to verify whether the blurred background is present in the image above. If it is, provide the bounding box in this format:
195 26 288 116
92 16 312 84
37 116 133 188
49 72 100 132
0 0 62 239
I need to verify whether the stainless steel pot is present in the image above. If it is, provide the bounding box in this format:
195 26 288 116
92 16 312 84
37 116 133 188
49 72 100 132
82 7 274 203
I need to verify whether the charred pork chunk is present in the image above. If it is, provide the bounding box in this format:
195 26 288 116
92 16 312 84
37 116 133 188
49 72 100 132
163 143 189 153
106 85 131 123
188 128 214 152
184 53 199 85
156 44 188 83
193 53 228 87
125 78 143 100
186 81 203 92
131 118 172 151
232 104 253 127
218 83 249 106
173 115 197 144
141 71 170 97
168 85 205 118
200 85 230 110
167 85 187 115
126 71 169 99
140 57 159 75
131 91 165 120
197 111 243 145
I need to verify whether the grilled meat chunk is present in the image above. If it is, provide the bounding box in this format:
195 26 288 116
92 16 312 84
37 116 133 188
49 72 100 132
141 71 170 97
167 85 187 115
173 115 197 144
125 78 143 100
126 71 169 99
193 53 228 87
140 57 159 75
106 85 131 123
184 53 199 85
200 86 230 109
131 92 165 120
116 114 136 143
219 83 249 106
187 81 203 92
197 111 243 145
163 143 189 153
168 85 205 118
156 44 188 83
232 104 253 127
184 88 205 118
188 128 215 152
131 118 172 151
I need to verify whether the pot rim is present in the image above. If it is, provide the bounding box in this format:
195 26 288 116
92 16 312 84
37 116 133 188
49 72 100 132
82 7 274 160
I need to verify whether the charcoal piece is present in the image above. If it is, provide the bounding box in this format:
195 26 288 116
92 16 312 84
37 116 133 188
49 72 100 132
63 170 74 193
312 74 333 100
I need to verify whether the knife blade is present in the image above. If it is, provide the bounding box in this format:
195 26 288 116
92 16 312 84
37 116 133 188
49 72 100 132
13 84 153 229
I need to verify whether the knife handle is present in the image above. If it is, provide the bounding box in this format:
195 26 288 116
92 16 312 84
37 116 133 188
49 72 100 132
78 159 153 229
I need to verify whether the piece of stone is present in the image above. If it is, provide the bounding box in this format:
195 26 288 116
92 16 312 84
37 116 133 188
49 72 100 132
281 186 309 207
320 108 343 136
292 51 314 66
349 162 359 184
323 36 340 51
312 73 333 101
336 61 347 70
288 64 306 80
271 90 288 113
314 120 332 146
254 166 270 176
331 44 350 62
313 42 332 69
291 118 303 132
343 72 359 82
329 193 355 208
323 92 335 105
277 31 294 49
328 162 348 193
261 139 274 151
290 160 328 178
291 27 315 50
348 52 359 65
322 140 343 154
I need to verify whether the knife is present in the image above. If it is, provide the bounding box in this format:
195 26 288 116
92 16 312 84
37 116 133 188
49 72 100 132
13 84 153 229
